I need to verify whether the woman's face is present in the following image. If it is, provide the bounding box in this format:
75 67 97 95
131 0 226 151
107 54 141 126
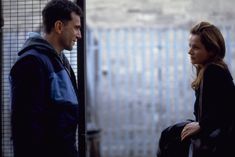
188 34 211 66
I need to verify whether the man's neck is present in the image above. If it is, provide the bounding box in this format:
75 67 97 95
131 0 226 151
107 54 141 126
43 33 62 55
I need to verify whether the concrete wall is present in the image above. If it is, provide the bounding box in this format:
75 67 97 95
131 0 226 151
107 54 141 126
87 0 235 28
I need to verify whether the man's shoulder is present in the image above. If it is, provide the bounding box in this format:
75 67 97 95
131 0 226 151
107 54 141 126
18 48 48 61
11 49 52 74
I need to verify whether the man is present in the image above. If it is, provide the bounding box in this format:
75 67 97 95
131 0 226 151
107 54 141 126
9 0 82 157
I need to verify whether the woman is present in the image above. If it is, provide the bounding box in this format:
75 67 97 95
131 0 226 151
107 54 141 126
157 21 235 157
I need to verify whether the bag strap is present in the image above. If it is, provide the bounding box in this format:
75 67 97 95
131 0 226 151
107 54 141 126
198 80 203 121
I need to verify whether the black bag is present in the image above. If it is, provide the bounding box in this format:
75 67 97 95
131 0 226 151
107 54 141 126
157 121 192 157
190 129 221 157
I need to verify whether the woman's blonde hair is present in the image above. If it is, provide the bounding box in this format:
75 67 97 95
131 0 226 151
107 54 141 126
190 21 228 90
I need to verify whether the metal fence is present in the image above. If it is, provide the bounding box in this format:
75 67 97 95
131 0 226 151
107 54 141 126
86 27 235 157
2 25 235 157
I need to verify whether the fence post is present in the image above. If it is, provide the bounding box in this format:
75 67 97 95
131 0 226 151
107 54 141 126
76 0 87 157
0 0 3 154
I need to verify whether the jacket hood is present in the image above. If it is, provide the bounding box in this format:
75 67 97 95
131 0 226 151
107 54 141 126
18 32 58 57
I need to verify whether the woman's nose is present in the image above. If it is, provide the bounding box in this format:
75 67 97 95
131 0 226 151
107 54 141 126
188 48 192 55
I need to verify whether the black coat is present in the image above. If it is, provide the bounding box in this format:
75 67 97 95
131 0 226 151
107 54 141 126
9 35 79 157
157 64 235 157
193 64 235 156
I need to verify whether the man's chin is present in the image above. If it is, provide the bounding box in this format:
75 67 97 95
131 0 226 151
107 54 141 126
65 46 73 51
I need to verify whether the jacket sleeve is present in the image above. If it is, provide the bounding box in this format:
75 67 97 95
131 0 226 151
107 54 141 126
199 64 234 135
10 55 49 157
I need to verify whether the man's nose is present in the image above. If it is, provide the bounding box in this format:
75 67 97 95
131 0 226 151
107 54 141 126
76 31 82 39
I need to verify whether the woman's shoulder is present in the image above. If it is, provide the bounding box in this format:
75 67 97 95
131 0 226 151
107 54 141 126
204 63 234 82
205 63 228 74
206 63 225 70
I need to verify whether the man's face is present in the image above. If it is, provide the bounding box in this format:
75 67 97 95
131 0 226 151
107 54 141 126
60 12 82 51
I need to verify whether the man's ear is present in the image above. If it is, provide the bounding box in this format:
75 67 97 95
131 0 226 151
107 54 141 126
54 20 63 34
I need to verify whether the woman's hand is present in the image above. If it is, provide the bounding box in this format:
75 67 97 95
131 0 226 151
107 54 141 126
181 122 201 141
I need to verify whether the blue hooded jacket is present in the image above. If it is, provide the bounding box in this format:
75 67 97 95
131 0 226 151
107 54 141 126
9 33 79 157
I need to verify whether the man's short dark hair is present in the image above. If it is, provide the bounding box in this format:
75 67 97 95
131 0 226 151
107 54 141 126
42 0 83 33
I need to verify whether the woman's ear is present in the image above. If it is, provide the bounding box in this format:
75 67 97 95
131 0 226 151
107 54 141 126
54 20 64 34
